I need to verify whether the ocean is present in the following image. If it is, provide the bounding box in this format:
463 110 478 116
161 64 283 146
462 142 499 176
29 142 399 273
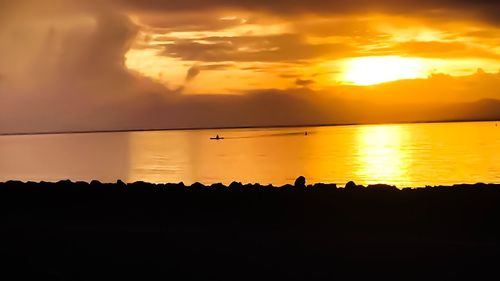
1 121 499 187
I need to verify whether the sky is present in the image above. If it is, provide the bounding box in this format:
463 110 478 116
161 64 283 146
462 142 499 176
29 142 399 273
1 0 500 134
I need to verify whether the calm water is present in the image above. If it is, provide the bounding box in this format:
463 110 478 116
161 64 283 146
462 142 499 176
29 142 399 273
1 121 500 187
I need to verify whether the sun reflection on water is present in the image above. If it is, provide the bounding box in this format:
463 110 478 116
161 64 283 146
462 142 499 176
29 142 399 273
355 125 411 186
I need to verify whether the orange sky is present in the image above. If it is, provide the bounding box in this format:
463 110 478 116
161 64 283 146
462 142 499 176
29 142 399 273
1 0 500 133
125 11 500 93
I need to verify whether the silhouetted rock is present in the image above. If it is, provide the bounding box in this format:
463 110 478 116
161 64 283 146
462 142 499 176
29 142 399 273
90 180 101 186
129 181 149 190
73 181 89 189
165 183 183 190
116 179 126 187
280 184 294 189
229 181 243 189
191 182 206 190
6 180 23 185
210 183 226 191
313 183 337 190
367 184 397 191
345 181 357 189
57 180 72 185
294 176 306 188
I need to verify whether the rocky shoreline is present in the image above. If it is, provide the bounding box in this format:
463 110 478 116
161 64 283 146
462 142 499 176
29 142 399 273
2 177 499 190
1 178 500 280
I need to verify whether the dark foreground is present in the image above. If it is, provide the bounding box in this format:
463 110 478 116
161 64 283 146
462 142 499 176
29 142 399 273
1 180 500 280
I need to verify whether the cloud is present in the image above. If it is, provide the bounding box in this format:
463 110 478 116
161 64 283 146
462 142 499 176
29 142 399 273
295 79 315 87
184 63 234 83
122 87 500 131
122 0 500 89
2 0 500 134
0 0 170 133
133 12 247 31
186 65 201 82
378 41 500 59
161 34 354 62
116 0 500 24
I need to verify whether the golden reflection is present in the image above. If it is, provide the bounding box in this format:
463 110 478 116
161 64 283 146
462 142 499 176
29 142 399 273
355 125 411 185
121 122 499 187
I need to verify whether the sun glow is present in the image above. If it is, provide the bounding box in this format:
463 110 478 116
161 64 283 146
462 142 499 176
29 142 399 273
343 56 425 85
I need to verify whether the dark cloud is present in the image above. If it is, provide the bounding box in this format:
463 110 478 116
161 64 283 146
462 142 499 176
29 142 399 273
116 0 500 24
0 0 170 134
185 63 234 83
200 63 235 70
113 86 500 131
134 12 247 31
295 79 315 87
378 41 500 59
162 34 354 62
113 0 480 13
186 65 201 82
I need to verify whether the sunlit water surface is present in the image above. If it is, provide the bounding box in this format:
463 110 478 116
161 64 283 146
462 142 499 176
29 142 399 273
1 121 500 187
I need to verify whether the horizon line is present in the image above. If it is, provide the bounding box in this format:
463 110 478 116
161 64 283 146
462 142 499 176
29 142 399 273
1 118 499 137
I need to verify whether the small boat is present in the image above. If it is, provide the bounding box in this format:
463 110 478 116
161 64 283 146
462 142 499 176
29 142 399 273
210 134 224 140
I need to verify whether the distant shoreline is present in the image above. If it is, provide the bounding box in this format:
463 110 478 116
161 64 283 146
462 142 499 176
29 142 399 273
0 118 499 137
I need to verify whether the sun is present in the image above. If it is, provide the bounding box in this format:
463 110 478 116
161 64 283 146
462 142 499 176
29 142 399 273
343 56 425 86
